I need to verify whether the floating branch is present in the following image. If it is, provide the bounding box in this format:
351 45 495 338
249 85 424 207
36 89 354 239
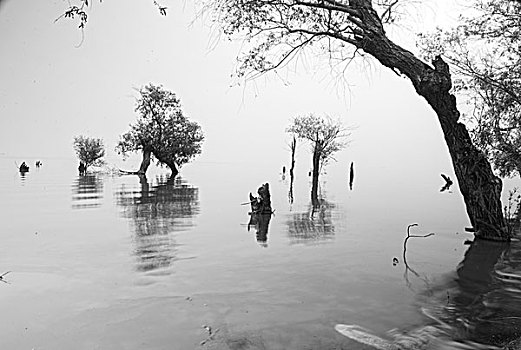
402 224 434 287
0 271 11 284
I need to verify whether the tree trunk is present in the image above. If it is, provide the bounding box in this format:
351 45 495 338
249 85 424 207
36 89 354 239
160 160 178 177
152 150 179 176
311 144 320 206
137 147 152 175
352 4 509 240
166 162 179 177
289 136 296 204
290 136 296 179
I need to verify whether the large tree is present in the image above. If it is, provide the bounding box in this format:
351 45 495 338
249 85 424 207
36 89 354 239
287 114 348 204
116 84 204 176
209 0 509 241
418 0 521 179
73 135 105 171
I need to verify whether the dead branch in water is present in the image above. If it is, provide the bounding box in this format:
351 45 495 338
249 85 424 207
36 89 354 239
0 271 11 284
402 224 435 287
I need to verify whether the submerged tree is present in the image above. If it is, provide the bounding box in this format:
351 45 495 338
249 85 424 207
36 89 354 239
116 84 204 176
210 0 510 240
418 0 521 179
287 114 348 204
73 135 105 171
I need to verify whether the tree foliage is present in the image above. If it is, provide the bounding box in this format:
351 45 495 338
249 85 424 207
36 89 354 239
418 0 521 177
116 84 204 174
73 135 105 169
209 0 407 80
287 114 348 168
58 0 167 29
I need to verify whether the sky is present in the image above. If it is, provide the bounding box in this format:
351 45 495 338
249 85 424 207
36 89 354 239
0 0 462 172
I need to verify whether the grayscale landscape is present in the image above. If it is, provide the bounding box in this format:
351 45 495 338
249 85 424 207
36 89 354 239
1 1 521 349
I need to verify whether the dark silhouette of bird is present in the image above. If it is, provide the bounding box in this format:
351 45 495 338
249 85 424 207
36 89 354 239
440 174 453 192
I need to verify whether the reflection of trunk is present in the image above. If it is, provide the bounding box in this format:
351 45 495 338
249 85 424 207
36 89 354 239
138 147 152 175
457 240 507 297
247 213 272 245
351 5 508 240
452 240 513 346
311 144 320 206
288 174 294 204
138 174 149 199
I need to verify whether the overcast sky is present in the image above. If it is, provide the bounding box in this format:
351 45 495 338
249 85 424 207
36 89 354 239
0 0 462 173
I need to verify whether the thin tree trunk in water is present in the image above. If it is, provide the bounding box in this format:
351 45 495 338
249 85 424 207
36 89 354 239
350 2 508 240
311 144 320 206
290 135 296 180
166 162 179 177
138 147 152 175
289 136 296 204
349 162 354 191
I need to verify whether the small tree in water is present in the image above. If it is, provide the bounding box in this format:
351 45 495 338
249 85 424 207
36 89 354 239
116 84 204 176
73 135 105 171
287 114 349 205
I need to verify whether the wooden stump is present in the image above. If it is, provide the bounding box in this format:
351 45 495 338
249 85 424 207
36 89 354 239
249 183 272 214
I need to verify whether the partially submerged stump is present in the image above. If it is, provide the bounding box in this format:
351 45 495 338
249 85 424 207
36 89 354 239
247 183 273 245
249 183 272 214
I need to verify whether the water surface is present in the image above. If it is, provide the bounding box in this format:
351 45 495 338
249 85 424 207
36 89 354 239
0 156 519 349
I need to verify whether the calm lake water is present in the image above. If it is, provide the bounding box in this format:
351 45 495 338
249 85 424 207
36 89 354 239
1 155 521 349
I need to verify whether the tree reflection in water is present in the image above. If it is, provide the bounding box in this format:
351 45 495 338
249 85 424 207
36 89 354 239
451 240 521 347
248 213 272 247
115 175 199 272
71 174 104 209
415 239 521 348
286 198 335 244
